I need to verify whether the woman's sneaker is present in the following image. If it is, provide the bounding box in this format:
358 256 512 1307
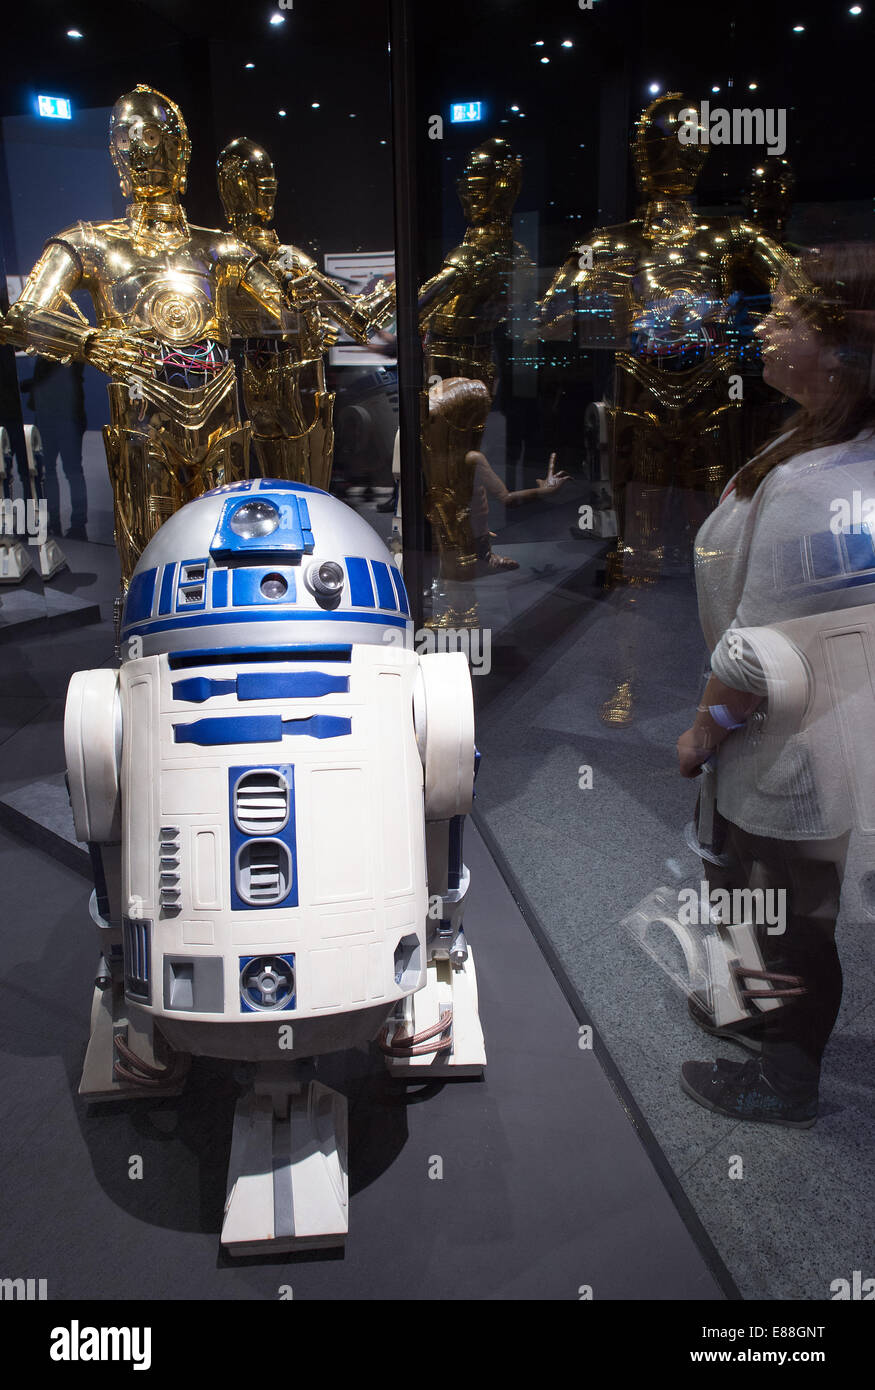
680 1057 817 1128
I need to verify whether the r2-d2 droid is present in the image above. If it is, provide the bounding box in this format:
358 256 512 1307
64 478 484 1254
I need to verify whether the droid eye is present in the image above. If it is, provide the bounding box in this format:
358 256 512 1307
260 572 288 599
230 500 280 539
308 561 344 597
142 125 162 149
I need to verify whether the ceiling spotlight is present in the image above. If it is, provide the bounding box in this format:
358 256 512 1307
850 4 862 12
541 56 550 63
270 12 285 25
749 81 758 89
311 101 320 108
67 28 83 38
712 85 720 93
511 104 520 111
349 112 357 118
561 39 573 47
245 62 255 69
278 109 287 117
534 40 545 47
649 83 661 95
792 23 805 31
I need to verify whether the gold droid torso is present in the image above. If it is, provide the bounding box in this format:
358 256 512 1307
419 225 528 389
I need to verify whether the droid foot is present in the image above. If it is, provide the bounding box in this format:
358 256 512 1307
79 963 189 1101
381 947 486 1077
222 1069 348 1255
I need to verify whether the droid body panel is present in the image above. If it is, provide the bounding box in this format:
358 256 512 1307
217 138 395 489
65 479 482 1250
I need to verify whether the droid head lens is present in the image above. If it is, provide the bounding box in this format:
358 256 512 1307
229 500 280 539
313 561 344 596
260 573 288 599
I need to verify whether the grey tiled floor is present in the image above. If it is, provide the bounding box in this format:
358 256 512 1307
475 569 875 1301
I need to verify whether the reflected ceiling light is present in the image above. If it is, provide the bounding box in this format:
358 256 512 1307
349 112 357 118
67 28 83 38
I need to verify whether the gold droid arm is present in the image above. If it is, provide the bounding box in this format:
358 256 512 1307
272 246 394 345
532 234 634 345
0 238 159 378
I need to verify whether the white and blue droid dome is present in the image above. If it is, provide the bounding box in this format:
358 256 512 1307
120 479 412 659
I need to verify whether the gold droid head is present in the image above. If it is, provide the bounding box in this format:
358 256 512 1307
110 85 191 202
457 138 522 222
633 93 708 200
217 138 278 236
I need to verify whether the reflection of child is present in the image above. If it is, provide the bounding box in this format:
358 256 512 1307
468 450 569 571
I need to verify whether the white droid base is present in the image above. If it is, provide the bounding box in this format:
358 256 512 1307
222 1065 348 1254
382 949 486 1077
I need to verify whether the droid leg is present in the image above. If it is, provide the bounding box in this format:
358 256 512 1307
221 1063 348 1254
381 815 486 1077
103 422 186 588
24 425 67 579
250 392 335 491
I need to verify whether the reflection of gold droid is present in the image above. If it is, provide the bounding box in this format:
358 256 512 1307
418 138 528 607
536 95 794 587
217 138 394 489
0 86 294 585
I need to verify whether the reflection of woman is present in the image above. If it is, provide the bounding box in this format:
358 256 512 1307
677 245 875 1126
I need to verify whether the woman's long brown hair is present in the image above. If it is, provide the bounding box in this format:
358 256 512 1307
734 243 875 499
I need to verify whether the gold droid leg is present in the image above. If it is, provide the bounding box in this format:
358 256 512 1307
244 352 335 489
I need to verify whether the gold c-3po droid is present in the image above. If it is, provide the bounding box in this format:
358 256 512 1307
217 137 395 490
535 94 794 721
536 93 793 588
0 86 297 585
418 138 529 616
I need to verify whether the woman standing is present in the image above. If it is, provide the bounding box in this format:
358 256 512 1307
677 244 875 1126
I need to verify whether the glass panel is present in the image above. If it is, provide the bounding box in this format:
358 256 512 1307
400 0 875 1301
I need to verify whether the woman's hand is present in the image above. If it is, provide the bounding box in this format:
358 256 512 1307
677 727 714 779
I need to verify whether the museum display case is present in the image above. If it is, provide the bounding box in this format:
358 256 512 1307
0 0 873 1331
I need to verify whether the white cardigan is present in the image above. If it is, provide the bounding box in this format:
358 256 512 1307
695 427 875 838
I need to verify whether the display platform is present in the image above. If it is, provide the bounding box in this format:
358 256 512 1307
0 570 100 644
